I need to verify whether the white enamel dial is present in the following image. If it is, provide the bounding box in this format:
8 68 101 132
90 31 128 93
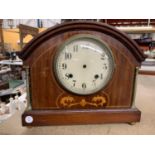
54 35 114 95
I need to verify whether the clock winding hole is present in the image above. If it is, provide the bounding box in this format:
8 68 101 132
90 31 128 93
83 64 87 68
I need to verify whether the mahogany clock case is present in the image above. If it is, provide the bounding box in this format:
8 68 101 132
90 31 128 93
20 21 145 126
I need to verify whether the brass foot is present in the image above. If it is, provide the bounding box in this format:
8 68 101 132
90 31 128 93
128 122 136 125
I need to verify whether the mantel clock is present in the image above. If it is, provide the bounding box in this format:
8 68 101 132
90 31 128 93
20 21 145 126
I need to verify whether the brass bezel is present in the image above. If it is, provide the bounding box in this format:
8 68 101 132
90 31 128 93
53 34 115 95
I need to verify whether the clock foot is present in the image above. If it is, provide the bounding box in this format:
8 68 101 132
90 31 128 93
128 122 136 125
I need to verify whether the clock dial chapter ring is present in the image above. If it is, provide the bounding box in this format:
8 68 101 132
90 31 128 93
54 34 115 95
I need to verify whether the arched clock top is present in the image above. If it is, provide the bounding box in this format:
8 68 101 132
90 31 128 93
19 21 145 65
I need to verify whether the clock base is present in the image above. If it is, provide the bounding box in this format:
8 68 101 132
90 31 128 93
22 108 141 126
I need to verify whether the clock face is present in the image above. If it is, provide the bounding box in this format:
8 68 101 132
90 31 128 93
54 35 115 95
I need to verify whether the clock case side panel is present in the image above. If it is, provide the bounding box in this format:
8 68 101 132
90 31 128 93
26 37 65 109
